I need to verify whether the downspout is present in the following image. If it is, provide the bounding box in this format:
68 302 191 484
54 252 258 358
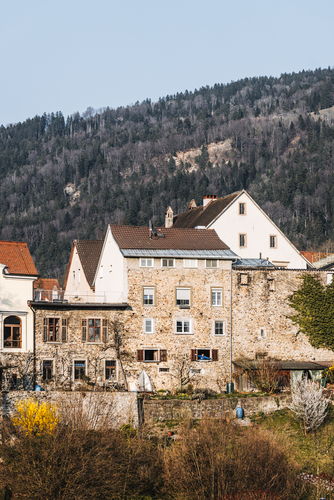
230 261 233 384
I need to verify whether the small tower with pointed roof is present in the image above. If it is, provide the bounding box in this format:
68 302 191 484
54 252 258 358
165 206 174 228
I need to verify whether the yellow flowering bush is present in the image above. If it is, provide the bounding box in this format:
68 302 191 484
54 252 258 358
11 398 59 436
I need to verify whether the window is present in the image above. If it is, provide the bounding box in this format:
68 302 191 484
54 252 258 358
161 258 174 268
140 258 154 267
105 360 116 380
43 360 53 380
259 328 266 339
158 367 170 373
211 288 223 306
206 260 218 268
239 202 246 215
43 318 60 342
239 234 247 248
143 287 155 306
214 320 225 336
176 288 191 307
191 349 218 361
270 235 277 248
74 360 86 380
175 319 192 334
268 279 275 292
4 316 22 348
82 318 107 342
183 259 197 268
239 273 249 285
144 318 154 334
137 349 167 362
88 319 101 342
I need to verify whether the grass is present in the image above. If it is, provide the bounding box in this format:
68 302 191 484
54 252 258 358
254 405 334 478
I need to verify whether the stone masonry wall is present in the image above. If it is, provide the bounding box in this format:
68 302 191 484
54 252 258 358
143 393 291 422
2 391 138 428
122 258 233 392
28 265 334 394
232 269 333 362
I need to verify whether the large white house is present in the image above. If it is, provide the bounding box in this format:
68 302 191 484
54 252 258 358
166 190 311 269
0 241 38 352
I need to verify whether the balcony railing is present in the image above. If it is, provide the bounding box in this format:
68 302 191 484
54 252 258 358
34 289 125 304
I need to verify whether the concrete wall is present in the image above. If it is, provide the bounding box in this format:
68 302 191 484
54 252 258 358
64 246 95 303
2 391 138 429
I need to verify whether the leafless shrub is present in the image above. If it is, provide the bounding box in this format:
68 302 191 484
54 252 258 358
289 378 330 434
233 355 282 393
163 418 303 500
0 407 161 500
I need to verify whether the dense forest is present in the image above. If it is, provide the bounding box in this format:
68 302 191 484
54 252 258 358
1 66 334 280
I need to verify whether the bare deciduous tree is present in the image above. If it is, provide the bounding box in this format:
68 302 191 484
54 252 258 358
289 379 330 434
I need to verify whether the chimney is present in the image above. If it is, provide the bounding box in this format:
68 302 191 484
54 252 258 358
203 195 218 207
165 206 174 228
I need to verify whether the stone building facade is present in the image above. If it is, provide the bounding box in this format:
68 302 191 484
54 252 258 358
31 265 334 393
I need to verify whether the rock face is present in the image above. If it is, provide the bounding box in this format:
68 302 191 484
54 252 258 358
27 264 333 393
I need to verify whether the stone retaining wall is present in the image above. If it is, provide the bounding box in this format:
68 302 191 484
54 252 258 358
2 391 139 429
143 393 291 422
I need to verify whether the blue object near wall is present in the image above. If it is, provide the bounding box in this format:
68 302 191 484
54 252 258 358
236 406 244 419
35 385 41 392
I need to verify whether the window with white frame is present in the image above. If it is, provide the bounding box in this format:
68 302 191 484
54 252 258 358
105 360 116 380
74 360 86 380
140 258 154 267
214 320 225 336
161 258 174 268
175 318 192 334
42 360 54 380
211 288 223 306
176 287 191 307
183 259 197 268
143 287 155 306
206 259 218 268
144 318 154 334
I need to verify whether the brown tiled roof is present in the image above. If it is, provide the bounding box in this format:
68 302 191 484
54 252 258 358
0 241 38 275
110 225 230 250
171 191 241 228
34 278 60 290
76 240 104 286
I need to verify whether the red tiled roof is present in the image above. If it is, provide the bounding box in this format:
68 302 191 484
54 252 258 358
34 278 60 290
0 241 38 275
300 251 334 264
110 225 230 250
171 191 241 228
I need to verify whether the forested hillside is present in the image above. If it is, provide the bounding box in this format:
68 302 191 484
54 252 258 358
1 67 334 280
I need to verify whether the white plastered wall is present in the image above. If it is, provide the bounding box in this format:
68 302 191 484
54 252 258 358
64 247 95 302
0 264 35 352
209 192 307 269
94 226 127 303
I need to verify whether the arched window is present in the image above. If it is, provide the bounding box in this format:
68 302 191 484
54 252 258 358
4 316 22 348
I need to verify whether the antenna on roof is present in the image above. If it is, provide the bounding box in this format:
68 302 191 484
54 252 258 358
149 220 155 239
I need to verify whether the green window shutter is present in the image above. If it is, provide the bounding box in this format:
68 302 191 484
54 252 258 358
43 318 48 342
82 319 87 342
102 319 108 343
62 318 67 342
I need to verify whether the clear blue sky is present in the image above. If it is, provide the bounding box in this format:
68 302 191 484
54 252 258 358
1 0 333 126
